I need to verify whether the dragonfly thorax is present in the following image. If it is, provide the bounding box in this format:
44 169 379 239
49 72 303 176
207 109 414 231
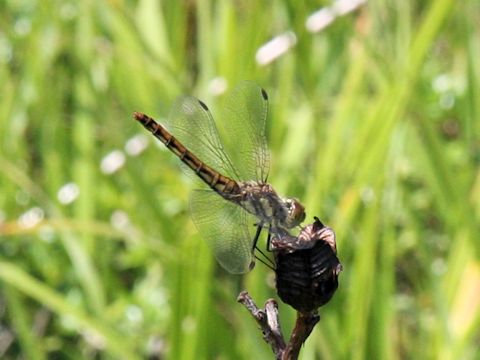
235 181 305 230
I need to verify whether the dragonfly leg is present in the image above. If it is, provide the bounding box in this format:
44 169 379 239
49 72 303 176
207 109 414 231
254 253 275 271
252 223 275 270
266 225 272 252
251 223 263 252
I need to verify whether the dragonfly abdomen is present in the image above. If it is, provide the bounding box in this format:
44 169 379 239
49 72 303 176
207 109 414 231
134 112 239 195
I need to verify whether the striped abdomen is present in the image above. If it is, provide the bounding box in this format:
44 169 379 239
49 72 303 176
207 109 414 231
134 112 239 195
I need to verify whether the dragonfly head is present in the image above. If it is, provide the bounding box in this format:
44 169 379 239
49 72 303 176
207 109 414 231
282 198 306 228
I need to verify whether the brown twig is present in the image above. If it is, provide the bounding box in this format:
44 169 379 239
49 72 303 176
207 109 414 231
283 311 320 359
238 291 320 360
237 291 286 359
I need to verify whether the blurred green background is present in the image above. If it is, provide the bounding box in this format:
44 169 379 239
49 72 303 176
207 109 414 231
1 0 479 359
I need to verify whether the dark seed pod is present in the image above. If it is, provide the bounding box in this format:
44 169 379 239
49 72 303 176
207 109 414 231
272 217 342 313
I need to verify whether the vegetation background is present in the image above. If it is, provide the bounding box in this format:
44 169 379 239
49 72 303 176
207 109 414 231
0 0 479 359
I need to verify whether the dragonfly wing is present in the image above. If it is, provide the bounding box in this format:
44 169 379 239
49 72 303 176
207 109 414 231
166 95 241 181
220 81 270 182
189 189 256 274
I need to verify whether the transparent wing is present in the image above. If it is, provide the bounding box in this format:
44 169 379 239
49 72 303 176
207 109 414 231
220 81 270 182
189 189 257 274
165 96 241 181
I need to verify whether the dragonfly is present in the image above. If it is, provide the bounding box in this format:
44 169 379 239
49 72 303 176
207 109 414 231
134 81 305 274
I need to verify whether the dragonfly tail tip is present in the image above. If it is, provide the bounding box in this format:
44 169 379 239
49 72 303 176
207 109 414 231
133 112 145 121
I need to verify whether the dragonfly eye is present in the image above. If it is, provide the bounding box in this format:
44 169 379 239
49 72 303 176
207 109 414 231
283 198 306 228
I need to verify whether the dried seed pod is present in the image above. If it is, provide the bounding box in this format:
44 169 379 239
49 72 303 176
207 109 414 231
272 217 342 313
